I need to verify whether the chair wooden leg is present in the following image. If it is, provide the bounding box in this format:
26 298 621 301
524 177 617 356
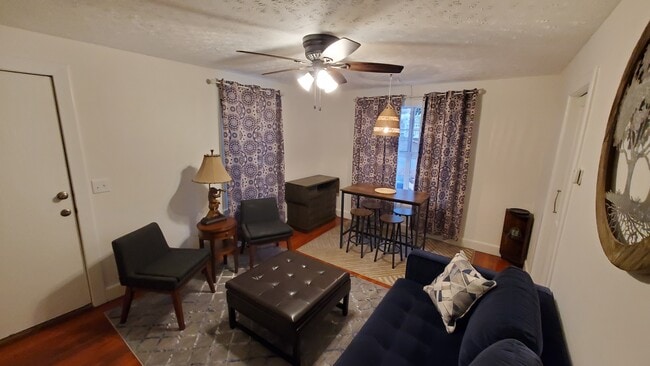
171 289 185 330
249 244 256 269
120 287 134 324
203 263 216 293
233 248 239 274
286 237 293 251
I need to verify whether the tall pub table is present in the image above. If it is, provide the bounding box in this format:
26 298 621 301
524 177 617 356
339 184 431 250
197 217 239 280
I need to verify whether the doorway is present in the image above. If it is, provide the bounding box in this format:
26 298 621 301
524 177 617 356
530 70 598 284
0 70 91 340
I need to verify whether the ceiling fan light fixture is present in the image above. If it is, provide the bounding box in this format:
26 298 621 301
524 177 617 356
316 69 338 93
297 72 314 91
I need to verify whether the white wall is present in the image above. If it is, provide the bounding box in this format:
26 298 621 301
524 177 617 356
546 0 650 364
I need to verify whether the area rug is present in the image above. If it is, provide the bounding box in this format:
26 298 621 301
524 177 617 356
106 265 387 366
298 226 474 286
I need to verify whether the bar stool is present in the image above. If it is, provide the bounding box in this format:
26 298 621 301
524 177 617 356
394 206 415 252
346 208 374 258
361 199 382 245
374 214 404 269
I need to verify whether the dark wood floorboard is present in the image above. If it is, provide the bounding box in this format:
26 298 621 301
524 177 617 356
0 217 510 365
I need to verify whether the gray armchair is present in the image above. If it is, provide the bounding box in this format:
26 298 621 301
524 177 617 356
111 222 215 330
240 197 294 268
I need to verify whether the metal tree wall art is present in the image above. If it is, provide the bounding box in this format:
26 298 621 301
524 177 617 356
607 45 650 244
596 21 650 274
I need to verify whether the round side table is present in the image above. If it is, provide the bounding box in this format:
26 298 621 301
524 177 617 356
197 217 239 278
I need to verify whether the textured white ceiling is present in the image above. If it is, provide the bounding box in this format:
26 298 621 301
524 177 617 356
0 0 621 88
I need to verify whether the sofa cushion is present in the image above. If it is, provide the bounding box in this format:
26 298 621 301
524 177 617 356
458 266 543 366
335 278 465 366
469 338 542 366
423 251 496 333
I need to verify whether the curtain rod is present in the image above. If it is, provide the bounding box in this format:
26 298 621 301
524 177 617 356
206 78 223 85
205 78 283 96
427 88 486 95
207 78 484 98
404 88 486 97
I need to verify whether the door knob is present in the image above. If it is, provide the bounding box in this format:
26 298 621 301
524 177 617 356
57 191 69 200
60 209 72 217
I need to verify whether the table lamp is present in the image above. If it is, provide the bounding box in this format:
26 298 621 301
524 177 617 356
193 150 232 224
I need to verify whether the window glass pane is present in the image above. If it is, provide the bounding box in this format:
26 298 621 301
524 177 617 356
396 106 422 191
398 108 411 152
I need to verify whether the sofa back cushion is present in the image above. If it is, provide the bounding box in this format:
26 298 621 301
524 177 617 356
458 266 543 366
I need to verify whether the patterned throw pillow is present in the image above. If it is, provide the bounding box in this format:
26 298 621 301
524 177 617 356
424 251 496 333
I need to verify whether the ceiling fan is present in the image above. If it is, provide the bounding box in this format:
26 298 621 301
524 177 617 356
237 33 404 93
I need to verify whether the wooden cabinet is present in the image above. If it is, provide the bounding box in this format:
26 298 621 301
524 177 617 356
499 208 534 267
285 175 339 232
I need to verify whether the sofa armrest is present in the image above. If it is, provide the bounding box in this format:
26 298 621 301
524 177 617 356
537 286 572 366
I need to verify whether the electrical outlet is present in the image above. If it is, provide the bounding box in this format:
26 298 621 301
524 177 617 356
91 178 111 194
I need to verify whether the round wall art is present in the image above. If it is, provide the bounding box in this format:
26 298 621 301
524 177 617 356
596 21 650 274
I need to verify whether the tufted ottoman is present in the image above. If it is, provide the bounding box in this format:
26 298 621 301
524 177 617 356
226 250 351 366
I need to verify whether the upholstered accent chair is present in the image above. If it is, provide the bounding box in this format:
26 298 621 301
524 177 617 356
239 197 294 268
111 222 215 330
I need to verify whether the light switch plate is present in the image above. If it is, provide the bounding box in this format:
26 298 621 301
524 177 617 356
91 178 111 194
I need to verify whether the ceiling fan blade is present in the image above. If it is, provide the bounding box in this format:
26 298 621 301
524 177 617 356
262 68 306 75
322 37 361 62
236 50 306 64
327 69 347 84
345 61 404 73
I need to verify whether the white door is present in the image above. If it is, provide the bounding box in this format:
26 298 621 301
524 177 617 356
531 90 590 284
0 70 91 340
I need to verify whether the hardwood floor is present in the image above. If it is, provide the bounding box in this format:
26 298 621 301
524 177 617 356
0 218 510 365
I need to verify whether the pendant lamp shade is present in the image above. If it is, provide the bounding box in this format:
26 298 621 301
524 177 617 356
373 103 400 137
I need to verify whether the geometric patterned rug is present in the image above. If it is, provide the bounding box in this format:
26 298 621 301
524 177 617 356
105 254 387 366
298 226 474 286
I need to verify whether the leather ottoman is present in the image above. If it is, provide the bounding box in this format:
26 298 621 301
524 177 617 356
226 250 351 366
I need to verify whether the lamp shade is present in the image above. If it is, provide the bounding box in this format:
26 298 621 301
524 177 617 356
297 72 314 91
316 69 338 93
373 104 400 136
193 152 232 184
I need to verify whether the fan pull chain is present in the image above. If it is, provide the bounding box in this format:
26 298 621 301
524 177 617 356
318 87 322 111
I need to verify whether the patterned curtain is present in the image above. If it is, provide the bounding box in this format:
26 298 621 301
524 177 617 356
352 95 404 188
416 89 479 240
218 80 286 219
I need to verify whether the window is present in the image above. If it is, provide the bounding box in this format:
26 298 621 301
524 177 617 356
396 104 422 190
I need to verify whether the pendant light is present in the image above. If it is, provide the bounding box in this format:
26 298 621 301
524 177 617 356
373 74 400 137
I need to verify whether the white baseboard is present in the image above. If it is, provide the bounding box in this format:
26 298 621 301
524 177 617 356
457 238 500 257
105 283 124 302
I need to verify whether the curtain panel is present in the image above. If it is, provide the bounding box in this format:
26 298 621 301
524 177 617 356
416 89 479 240
218 80 287 219
352 95 405 189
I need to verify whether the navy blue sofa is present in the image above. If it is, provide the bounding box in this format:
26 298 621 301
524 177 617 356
335 250 571 366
